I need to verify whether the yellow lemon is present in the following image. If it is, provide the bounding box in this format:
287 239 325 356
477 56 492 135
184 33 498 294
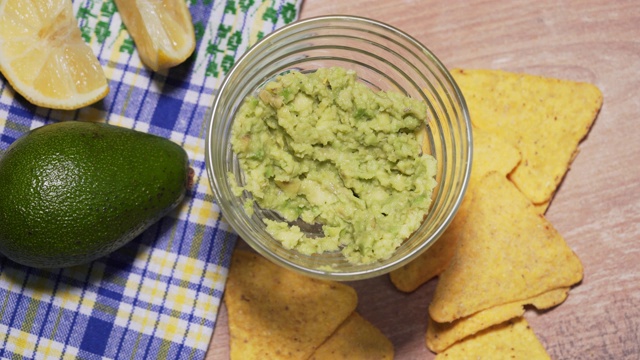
115 0 196 71
0 0 109 110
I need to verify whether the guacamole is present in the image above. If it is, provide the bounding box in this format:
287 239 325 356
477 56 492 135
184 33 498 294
230 67 437 264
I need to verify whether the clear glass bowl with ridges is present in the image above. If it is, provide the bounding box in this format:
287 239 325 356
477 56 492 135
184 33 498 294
205 15 472 281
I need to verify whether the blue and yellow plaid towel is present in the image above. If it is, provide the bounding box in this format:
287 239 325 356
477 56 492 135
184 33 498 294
0 1 301 359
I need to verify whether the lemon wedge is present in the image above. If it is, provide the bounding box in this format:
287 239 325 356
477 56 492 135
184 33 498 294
0 0 109 110
114 0 196 71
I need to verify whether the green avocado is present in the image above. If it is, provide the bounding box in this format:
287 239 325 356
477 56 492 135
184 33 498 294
0 121 190 268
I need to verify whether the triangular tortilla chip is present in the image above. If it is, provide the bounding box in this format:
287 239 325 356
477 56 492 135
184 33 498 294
225 250 358 360
310 312 394 360
434 317 551 360
390 127 521 292
452 68 603 205
427 287 568 352
429 172 583 323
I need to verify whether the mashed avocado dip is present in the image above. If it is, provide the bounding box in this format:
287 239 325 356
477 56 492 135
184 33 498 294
230 67 437 264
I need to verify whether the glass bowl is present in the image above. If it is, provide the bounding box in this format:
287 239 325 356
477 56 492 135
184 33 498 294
205 15 472 281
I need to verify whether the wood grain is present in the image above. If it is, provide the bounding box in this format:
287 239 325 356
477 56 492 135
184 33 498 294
207 1 640 359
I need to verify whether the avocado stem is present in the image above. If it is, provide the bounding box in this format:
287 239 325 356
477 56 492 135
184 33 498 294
187 167 195 190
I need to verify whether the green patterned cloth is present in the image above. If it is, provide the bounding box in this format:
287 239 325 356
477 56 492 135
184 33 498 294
0 0 301 359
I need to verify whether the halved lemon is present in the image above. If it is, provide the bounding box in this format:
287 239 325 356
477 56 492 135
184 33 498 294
114 0 196 71
0 0 109 110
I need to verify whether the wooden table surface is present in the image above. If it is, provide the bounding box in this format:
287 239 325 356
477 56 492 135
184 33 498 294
207 1 640 359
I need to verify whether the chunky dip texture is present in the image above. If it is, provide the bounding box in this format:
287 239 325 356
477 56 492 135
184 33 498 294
230 67 437 264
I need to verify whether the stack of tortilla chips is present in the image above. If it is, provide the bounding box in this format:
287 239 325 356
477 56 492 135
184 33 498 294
225 250 394 359
222 69 602 359
391 69 603 357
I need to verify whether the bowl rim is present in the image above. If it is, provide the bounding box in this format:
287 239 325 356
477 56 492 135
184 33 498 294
205 14 473 281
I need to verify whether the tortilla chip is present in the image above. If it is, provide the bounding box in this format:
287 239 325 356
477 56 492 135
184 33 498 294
310 312 394 360
468 126 522 185
389 128 521 292
225 250 358 360
452 68 603 205
527 286 570 309
534 200 550 215
429 172 583 323
427 287 568 352
434 317 551 360
388 208 464 293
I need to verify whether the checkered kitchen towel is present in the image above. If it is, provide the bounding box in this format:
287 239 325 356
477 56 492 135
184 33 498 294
0 0 301 359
